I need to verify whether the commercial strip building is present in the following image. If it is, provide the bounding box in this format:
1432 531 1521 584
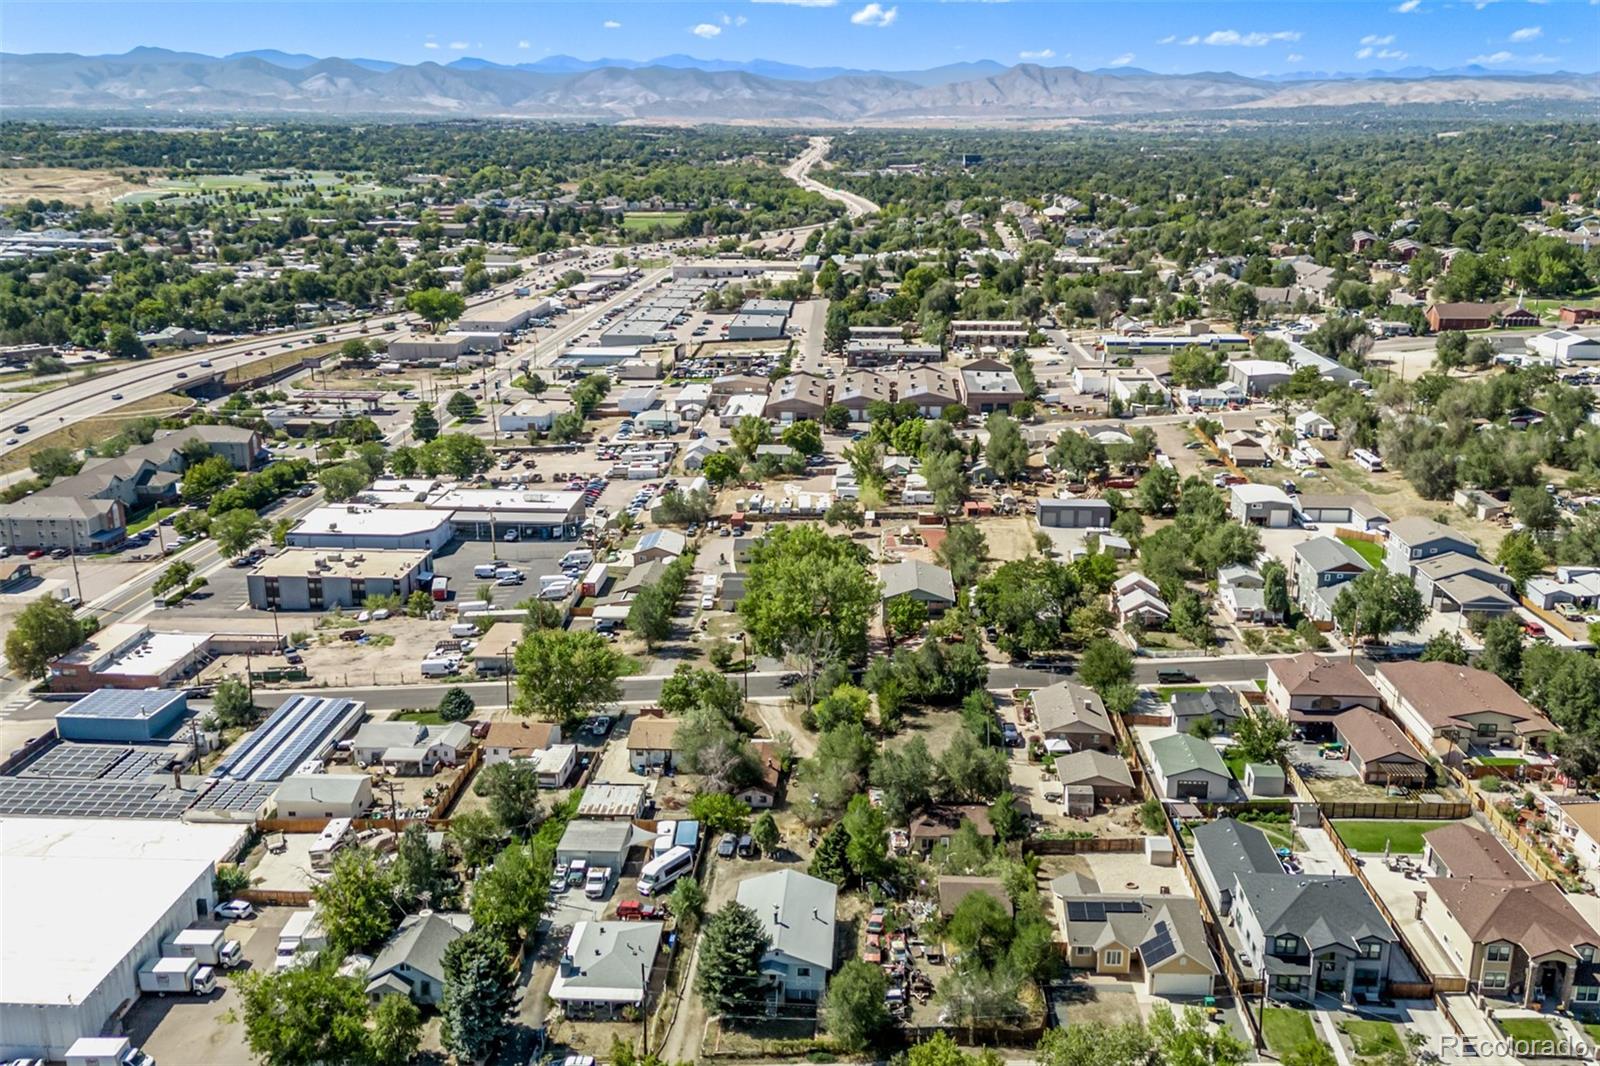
246 547 435 611
287 487 587 550
48 623 279 694
0 818 248 1060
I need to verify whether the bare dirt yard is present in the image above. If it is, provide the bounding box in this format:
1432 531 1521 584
0 166 152 207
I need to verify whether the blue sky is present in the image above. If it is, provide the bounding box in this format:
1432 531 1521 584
3 1 1595 73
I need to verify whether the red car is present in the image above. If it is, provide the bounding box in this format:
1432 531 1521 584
26 549 45 559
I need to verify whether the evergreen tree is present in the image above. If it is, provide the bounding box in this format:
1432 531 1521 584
696 902 772 1016
441 930 517 1062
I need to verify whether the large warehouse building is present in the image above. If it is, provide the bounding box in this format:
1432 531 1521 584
0 818 248 1060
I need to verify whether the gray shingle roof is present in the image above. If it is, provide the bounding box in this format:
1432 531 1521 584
1294 536 1371 575
736 869 838 971
1191 817 1281 883
880 560 955 603
1032 680 1113 739
366 912 471 991
1235 874 1396 953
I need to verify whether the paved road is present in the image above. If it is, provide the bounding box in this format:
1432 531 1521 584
784 136 879 219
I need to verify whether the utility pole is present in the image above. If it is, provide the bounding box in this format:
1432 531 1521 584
67 539 84 605
741 633 750 699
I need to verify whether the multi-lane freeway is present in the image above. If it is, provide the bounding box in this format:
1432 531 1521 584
785 136 880 219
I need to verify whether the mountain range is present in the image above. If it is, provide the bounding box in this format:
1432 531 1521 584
2 48 1594 123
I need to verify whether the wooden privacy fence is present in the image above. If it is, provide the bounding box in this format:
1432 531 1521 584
1025 836 1143 856
1318 800 1472 820
1453 766 1573 887
237 887 314 907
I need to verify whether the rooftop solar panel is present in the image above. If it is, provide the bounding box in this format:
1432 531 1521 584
0 776 192 819
1141 920 1178 966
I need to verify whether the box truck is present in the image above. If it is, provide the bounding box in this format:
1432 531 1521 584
164 927 242 969
65 1036 155 1066
138 956 216 996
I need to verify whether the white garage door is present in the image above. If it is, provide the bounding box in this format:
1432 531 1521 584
1149 970 1215 997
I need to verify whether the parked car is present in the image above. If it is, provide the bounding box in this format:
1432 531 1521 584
716 833 738 858
1156 668 1196 684
215 900 256 921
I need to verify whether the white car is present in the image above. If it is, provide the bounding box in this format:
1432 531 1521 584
215 900 255 921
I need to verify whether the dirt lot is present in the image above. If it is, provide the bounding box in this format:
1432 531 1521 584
979 516 1040 564
0 166 152 207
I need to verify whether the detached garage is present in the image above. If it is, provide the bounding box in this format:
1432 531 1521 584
1148 735 1233 801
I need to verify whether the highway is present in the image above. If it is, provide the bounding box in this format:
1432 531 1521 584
784 136 879 219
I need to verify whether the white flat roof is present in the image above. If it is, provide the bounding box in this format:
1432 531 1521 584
292 506 452 537
427 488 586 515
104 631 209 678
0 818 247 1006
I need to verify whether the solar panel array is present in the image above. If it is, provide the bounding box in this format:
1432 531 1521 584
58 688 184 720
215 695 359 783
190 779 278 813
19 743 131 779
1141 920 1178 966
0 776 192 819
1065 899 1144 922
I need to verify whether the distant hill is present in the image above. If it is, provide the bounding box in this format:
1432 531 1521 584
1 48 1593 123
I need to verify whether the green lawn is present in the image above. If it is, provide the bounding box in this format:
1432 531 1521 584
1498 1017 1560 1045
1254 678 1268 692
1583 1022 1600 1045
393 708 447 724
621 211 688 232
1341 1019 1404 1058
1337 533 1386 568
1331 819 1458 854
1262 1008 1318 1055
1477 756 1526 767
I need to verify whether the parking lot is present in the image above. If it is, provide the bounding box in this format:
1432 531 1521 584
431 536 574 596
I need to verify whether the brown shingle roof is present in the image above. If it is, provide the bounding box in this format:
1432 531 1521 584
1336 709 1423 766
1377 662 1554 735
1426 878 1599 959
1270 652 1379 702
481 720 557 754
1423 823 1525 880
626 717 682 752
910 805 994 841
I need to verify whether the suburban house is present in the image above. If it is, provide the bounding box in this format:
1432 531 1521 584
1419 824 1600 1008
1266 652 1381 741
549 921 666 1016
626 717 682 773
880 560 957 613
1219 563 1279 624
1232 874 1398 1003
736 870 838 1002
1229 484 1295 528
735 739 784 810
1375 662 1556 766
1538 798 1600 875
350 721 472 775
1050 873 1218 997
632 529 687 564
481 720 562 765
532 744 578 789
909 805 995 853
1219 430 1268 466
1038 497 1113 530
1112 572 1170 626
365 912 472 1006
1334 708 1428 787
1411 553 1517 615
1147 734 1232 801
1191 817 1282 916
1295 412 1336 439
1032 680 1116 753
1170 687 1244 736
938 876 1013 919
1056 750 1137 806
1383 517 1479 577
271 774 373 820
1292 537 1370 623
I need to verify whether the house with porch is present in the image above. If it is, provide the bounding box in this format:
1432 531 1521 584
626 717 682 773
1032 680 1115 754
365 912 472 1006
1334 709 1428 788
549 921 666 1017
1375 662 1556 767
1170 687 1244 736
736 870 838 1002
1232 874 1399 1004
1265 652 1382 742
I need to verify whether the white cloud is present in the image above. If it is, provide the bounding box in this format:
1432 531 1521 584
1019 48 1055 60
1360 34 1395 45
1185 29 1302 47
1108 52 1135 67
1157 34 1177 44
448 41 469 49
517 40 530 48
1356 47 1372 58
1508 25 1542 41
691 22 722 37
603 19 622 28
751 0 838 5
1286 52 1304 62
720 12 745 25
1394 0 1422 11
1469 49 1559 63
850 3 898 26
423 40 440 49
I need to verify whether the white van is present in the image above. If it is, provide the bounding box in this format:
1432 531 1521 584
560 548 594 569
449 622 479 638
494 566 522 582
420 657 460 677
638 845 694 896
473 563 499 579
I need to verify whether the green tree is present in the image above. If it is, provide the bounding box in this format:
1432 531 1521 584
447 809 504 871
440 930 517 1062
1232 705 1291 765
752 811 780 855
469 843 544 945
990 789 1024 843
368 995 423 1065
438 686 475 722
984 413 1028 481
406 288 466 332
1036 1019 1153 1066
1168 345 1225 388
473 760 545 839
1261 560 1291 621
181 455 236 503
411 402 440 443
939 729 1010 802
392 823 452 911
870 735 936 824
809 822 852 883
211 507 266 558
843 792 890 880
1496 531 1547 590
234 966 374 1066
696 902 772 1015
689 792 752 835
826 496 864 530
1148 1004 1250 1066
738 524 879 661
211 677 257 727
313 848 397 956
936 521 989 587
445 391 479 420
946 891 1013 967
781 419 823 456
513 629 623 728
822 404 851 431
317 462 369 502
1420 631 1471 665
339 337 372 364
4 597 89 679
29 446 80 482
822 960 890 1052
1049 431 1107 481
106 323 149 360
1331 569 1427 645
669 875 707 925
1136 465 1181 514
886 596 930 642
701 451 742 486
1077 637 1133 694
731 415 772 459
1474 615 1525 686
814 682 871 731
